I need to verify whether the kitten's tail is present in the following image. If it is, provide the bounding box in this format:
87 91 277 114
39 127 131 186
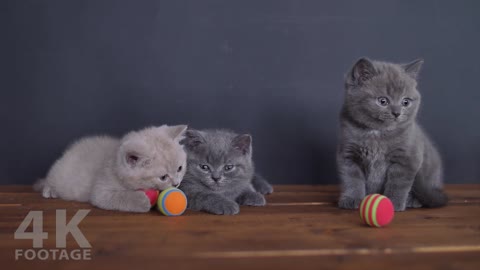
33 178 46 192
412 180 448 208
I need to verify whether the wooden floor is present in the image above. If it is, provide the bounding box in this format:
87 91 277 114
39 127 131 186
1 185 479 270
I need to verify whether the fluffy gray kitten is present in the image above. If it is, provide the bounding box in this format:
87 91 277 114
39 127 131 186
34 125 188 212
179 129 273 215
337 58 448 211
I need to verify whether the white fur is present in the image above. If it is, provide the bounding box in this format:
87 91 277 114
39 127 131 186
35 125 188 212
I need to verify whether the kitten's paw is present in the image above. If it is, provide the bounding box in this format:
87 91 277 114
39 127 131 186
238 192 266 206
338 196 362 209
127 192 152 213
407 196 422 208
206 200 240 215
254 182 273 195
42 186 58 199
391 200 407 212
383 192 407 212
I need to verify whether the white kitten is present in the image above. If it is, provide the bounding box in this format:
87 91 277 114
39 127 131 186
34 125 188 212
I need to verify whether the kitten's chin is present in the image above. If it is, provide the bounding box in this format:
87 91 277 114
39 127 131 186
154 182 174 191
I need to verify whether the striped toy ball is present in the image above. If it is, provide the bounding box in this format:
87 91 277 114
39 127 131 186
359 194 394 227
144 189 160 207
157 187 187 216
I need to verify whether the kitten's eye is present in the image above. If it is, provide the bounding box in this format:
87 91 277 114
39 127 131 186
224 165 235 172
159 175 168 181
177 166 182 172
377 97 389 106
199 164 210 171
402 98 411 107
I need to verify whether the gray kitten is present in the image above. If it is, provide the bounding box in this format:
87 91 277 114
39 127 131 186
179 129 273 215
337 58 448 211
34 125 188 212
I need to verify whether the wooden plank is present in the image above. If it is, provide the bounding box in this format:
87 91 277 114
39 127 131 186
195 245 480 258
0 185 479 270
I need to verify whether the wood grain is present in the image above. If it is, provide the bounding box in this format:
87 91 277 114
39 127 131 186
0 185 479 270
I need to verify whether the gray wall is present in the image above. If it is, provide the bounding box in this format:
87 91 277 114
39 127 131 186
2 0 479 185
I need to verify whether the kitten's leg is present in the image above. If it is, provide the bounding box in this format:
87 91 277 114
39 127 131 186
237 189 266 206
410 144 448 208
384 164 416 212
90 188 151 213
365 164 386 194
337 157 366 209
251 174 273 195
187 192 240 215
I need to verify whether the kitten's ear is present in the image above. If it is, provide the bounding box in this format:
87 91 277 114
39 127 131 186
231 134 252 155
123 151 151 168
166 125 188 141
402 59 424 79
125 152 142 167
347 58 376 86
120 139 151 168
181 129 205 149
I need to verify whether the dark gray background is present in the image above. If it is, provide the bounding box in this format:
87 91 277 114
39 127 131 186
2 0 479 185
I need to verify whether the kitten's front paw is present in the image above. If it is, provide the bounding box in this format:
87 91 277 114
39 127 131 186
41 185 58 199
407 195 422 208
254 182 273 195
128 192 152 213
392 201 407 212
338 196 363 209
238 192 266 206
206 200 240 215
385 193 407 211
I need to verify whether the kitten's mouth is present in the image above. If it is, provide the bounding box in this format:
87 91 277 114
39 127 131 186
379 116 401 122
208 181 225 191
393 116 407 122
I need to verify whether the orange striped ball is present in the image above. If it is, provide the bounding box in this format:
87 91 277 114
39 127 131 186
359 194 394 227
157 188 187 216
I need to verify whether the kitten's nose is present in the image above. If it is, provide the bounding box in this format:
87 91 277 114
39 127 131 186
392 112 401 118
211 176 221 182
172 179 181 187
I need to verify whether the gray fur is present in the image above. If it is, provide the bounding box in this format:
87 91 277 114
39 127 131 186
34 125 188 212
337 58 447 211
179 129 272 215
